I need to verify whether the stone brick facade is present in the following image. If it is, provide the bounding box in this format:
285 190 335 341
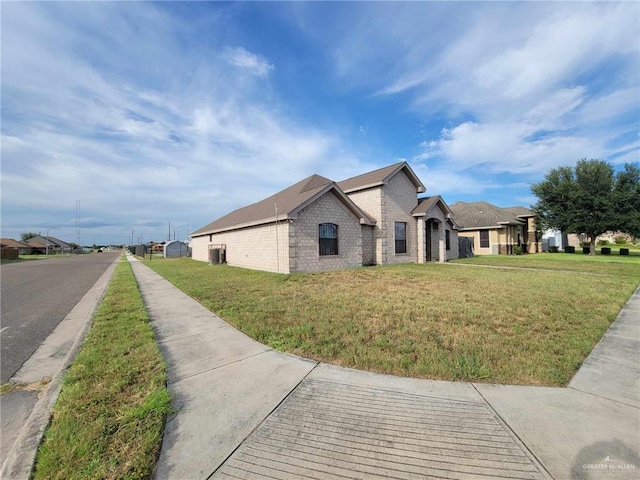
191 163 460 273
378 171 419 265
190 222 290 273
345 170 421 265
347 188 383 264
289 190 362 273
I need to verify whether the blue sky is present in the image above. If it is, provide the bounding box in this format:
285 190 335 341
2 2 638 246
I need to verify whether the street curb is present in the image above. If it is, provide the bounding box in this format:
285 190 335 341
0 255 121 480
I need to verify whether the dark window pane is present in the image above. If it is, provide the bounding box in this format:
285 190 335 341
395 222 407 254
480 230 489 248
446 230 450 251
319 223 338 255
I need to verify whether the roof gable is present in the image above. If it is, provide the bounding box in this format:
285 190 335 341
412 195 453 217
337 161 426 194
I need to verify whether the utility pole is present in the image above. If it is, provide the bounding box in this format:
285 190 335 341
275 202 279 274
76 200 80 251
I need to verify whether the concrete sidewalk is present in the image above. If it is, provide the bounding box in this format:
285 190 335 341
127 254 639 480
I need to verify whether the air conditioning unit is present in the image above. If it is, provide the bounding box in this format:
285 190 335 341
208 244 226 265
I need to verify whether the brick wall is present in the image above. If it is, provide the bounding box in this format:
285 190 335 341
447 223 460 260
347 188 382 264
380 171 419 264
361 225 375 265
191 221 290 273
291 190 362 272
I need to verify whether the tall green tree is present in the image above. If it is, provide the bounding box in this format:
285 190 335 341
613 163 640 239
20 232 39 242
532 159 639 254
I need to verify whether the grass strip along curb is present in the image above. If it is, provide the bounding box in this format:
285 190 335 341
32 259 171 480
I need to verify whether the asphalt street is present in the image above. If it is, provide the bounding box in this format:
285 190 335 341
0 252 120 383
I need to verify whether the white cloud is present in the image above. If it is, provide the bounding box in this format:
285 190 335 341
312 2 639 179
0 3 344 242
224 46 274 78
412 164 500 196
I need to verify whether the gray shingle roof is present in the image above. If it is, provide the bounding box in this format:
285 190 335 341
337 161 426 194
502 206 535 218
192 174 375 236
449 201 529 229
26 236 71 247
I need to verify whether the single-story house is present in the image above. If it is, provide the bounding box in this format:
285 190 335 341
26 236 73 254
449 202 540 255
0 238 34 255
191 162 459 273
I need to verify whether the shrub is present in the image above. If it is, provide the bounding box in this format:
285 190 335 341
615 236 627 245
597 240 608 246
513 245 523 255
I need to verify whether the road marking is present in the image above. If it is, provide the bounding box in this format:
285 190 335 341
0 326 9 334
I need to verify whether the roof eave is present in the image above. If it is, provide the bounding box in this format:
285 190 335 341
341 181 384 194
192 215 293 236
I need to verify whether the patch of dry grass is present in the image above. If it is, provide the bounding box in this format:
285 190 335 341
145 257 638 386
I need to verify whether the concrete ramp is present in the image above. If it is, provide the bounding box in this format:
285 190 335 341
214 368 550 480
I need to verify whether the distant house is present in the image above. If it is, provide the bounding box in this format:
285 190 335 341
191 162 459 273
0 238 33 255
449 201 540 255
26 236 72 254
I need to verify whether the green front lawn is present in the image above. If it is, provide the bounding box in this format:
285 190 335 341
144 255 638 386
450 252 640 276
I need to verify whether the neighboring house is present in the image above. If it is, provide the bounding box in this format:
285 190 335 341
26 236 72 254
191 162 459 273
0 238 33 255
596 231 635 244
449 201 540 255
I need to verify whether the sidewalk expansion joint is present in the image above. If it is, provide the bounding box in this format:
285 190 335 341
205 361 320 480
567 386 640 409
167 349 274 386
471 382 556 480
